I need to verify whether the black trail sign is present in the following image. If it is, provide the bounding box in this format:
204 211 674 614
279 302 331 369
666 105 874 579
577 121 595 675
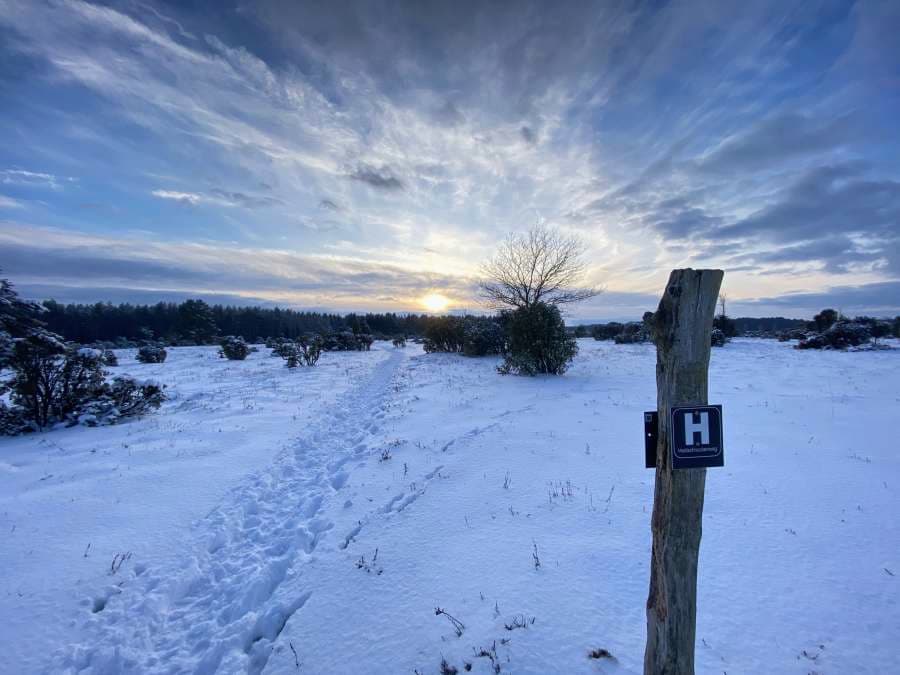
669 405 724 469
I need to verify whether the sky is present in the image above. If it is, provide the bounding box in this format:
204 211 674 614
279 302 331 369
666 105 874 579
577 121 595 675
1 0 899 320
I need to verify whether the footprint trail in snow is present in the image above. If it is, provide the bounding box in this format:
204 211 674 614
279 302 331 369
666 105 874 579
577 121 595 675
56 348 410 674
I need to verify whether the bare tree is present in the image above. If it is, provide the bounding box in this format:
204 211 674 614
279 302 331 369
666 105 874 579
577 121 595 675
479 225 600 310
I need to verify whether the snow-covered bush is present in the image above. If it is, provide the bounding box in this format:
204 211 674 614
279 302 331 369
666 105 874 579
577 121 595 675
613 322 650 344
275 335 324 368
777 328 808 342
100 349 118 366
0 401 28 436
710 328 727 347
298 335 324 365
218 335 250 360
591 322 624 341
2 337 166 433
498 302 577 376
463 317 506 356
713 314 737 338
0 329 13 369
422 316 505 356
77 377 165 426
137 344 167 363
796 321 871 350
423 317 465 353
322 331 373 351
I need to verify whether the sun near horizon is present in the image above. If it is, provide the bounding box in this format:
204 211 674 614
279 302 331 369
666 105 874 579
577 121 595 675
420 293 451 313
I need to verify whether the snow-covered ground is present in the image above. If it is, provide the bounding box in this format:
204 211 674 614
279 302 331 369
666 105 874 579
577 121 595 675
1 339 898 674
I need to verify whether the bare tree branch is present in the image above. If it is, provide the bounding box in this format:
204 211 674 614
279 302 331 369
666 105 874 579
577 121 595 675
478 225 600 310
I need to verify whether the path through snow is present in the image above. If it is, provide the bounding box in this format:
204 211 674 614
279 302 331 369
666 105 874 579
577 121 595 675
55 346 412 673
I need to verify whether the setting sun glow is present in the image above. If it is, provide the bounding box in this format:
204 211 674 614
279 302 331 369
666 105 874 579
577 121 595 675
421 293 450 313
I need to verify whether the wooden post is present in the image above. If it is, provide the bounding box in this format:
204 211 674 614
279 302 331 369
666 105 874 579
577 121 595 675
644 268 723 675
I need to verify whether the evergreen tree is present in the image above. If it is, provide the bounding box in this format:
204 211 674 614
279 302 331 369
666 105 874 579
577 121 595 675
175 299 218 343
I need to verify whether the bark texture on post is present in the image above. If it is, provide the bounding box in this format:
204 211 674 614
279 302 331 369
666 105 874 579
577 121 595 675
644 268 723 675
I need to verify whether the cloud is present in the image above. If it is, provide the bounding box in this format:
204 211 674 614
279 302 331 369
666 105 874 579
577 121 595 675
0 0 898 312
347 164 405 191
151 190 203 205
695 113 862 175
0 223 476 311
736 280 900 317
152 188 283 208
0 195 25 209
1 169 73 189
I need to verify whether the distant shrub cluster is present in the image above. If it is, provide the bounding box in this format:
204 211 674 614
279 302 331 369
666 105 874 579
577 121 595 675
781 309 896 350
422 316 506 356
796 320 876 350
136 344 168 363
321 331 374 352
219 335 250 361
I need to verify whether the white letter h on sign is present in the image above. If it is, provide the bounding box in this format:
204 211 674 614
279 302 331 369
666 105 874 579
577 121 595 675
684 412 709 446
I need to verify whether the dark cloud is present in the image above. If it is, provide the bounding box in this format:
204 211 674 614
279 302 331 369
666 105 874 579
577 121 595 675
348 164 405 191
732 236 881 273
647 197 723 239
712 165 900 269
736 280 900 316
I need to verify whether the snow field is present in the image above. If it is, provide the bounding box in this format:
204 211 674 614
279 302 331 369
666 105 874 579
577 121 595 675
1 339 898 674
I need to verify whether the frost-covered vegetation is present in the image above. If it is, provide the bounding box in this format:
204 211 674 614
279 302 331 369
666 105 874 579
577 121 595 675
1 276 164 434
218 335 251 360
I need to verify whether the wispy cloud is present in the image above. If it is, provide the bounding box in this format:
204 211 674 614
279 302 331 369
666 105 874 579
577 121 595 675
0 0 897 314
0 195 25 209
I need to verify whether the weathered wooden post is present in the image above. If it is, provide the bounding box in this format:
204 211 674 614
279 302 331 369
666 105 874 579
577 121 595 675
644 268 723 675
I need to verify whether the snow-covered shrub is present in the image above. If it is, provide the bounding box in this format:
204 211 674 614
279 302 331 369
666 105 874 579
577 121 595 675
300 335 324 365
77 377 165 426
613 322 650 344
591 322 624 341
422 316 505 356
463 316 506 356
322 331 372 351
0 329 13 369
777 328 808 342
100 349 118 367
0 401 28 436
713 314 737 338
498 302 577 376
136 344 167 363
4 336 104 429
710 328 727 347
281 344 301 368
392 336 406 348
274 335 324 368
796 321 871 350
423 317 465 353
218 335 250 360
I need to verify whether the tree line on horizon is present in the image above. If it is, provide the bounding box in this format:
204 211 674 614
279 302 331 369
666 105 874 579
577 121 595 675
31 298 900 346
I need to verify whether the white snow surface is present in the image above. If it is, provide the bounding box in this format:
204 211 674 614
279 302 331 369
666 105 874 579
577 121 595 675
1 339 898 674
